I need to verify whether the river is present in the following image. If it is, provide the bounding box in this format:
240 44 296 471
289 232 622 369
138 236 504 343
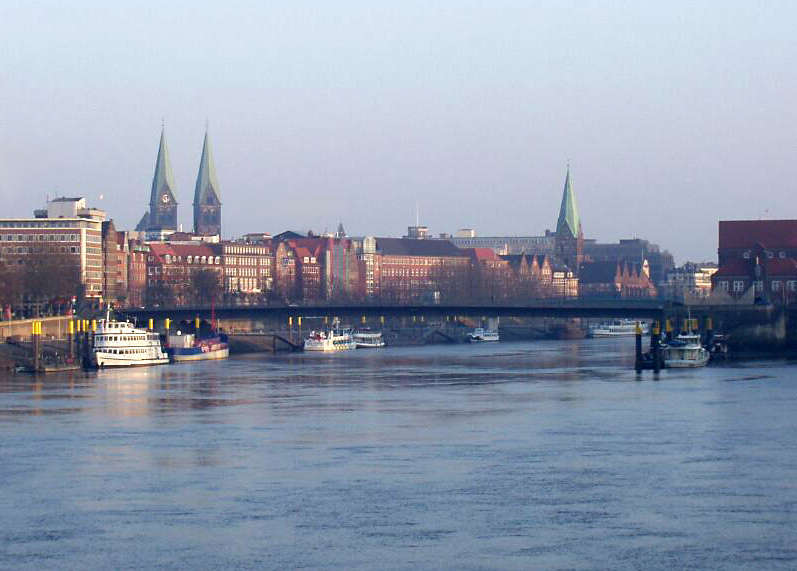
1 339 796 569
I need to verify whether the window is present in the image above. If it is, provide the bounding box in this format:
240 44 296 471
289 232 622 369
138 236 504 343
743 251 750 259
733 280 745 293
780 251 786 259
772 280 782 292
767 251 774 259
187 256 192 263
754 280 763 292
789 281 797 292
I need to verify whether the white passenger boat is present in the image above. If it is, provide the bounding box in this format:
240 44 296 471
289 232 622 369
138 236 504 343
93 314 169 368
662 333 710 368
468 328 500 342
304 328 357 352
589 319 649 337
353 331 385 348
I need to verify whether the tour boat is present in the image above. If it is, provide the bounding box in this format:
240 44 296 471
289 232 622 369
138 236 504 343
167 332 229 362
662 333 710 368
468 328 500 342
304 328 357 352
93 315 169 368
353 331 385 348
588 319 649 338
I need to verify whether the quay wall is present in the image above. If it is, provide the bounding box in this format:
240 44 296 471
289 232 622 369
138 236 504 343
0 316 73 341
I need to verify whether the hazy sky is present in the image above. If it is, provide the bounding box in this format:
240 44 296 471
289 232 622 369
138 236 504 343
2 1 795 262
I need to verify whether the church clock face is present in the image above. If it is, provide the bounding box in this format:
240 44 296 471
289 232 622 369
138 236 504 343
161 194 170 204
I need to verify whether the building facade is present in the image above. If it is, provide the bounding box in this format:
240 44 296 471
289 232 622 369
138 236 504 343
712 220 797 303
0 197 105 301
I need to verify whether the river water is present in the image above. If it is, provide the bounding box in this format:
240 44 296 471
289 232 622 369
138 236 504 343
1 338 796 569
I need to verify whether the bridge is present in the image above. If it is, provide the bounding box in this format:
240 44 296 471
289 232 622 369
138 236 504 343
123 299 669 323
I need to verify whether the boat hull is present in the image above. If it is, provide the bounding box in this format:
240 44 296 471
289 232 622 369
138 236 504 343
95 354 169 368
169 347 229 362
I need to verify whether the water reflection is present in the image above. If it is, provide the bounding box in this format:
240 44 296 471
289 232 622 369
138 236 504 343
1 339 797 568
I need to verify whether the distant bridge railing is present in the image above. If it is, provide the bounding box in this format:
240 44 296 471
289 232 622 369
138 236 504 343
123 298 670 320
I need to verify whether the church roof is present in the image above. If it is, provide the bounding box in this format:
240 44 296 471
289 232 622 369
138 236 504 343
150 128 177 206
194 131 221 206
556 166 581 239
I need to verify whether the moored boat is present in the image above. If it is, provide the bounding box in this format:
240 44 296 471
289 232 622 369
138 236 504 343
468 327 500 342
167 332 229 362
353 331 385 348
304 327 356 352
662 333 710 368
92 315 169 368
589 319 649 338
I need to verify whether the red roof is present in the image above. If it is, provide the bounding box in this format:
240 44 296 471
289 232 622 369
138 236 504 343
719 220 797 250
465 248 499 261
714 259 751 277
148 242 220 263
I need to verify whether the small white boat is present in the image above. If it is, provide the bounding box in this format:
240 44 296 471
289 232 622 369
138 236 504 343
662 333 710 368
93 315 169 368
468 328 499 342
589 320 649 338
353 331 385 348
304 328 356 352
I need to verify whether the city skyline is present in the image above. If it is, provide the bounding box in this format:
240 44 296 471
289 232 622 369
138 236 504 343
2 1 796 263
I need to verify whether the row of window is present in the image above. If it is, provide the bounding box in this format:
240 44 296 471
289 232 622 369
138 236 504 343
742 250 789 260
1 246 79 254
717 280 797 292
2 233 79 242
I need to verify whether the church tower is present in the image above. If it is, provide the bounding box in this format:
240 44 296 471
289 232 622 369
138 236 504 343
554 165 584 270
148 128 178 231
193 130 222 236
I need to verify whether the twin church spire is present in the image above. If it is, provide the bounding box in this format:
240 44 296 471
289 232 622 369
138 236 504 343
138 127 222 236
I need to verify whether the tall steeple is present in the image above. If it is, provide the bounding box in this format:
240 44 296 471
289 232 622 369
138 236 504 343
554 165 584 270
193 130 222 236
556 165 581 239
148 127 178 231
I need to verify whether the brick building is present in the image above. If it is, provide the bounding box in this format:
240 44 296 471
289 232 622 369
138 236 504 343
373 238 471 303
712 220 797 303
579 259 657 298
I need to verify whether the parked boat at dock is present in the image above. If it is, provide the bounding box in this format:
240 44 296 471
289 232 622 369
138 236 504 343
468 328 500 342
589 319 649 338
304 328 356 352
167 332 229 362
662 333 710 368
353 331 385 348
92 315 169 368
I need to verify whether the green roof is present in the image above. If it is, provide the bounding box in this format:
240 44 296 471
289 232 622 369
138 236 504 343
150 128 177 206
556 166 581 238
193 130 221 206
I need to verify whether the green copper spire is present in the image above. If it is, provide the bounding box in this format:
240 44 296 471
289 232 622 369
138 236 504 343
556 165 581 239
150 128 177 207
193 130 220 206
193 129 222 235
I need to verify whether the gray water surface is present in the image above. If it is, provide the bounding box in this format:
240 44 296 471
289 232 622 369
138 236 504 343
1 339 796 569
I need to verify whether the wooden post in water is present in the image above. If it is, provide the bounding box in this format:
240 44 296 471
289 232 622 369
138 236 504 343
652 321 661 373
67 319 74 360
634 322 643 374
32 321 41 373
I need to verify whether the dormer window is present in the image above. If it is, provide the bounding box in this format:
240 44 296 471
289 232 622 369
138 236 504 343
767 251 774 259
780 251 786 259
743 251 750 259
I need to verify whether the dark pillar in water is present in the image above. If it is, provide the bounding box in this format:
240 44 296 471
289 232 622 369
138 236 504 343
32 321 41 373
635 323 643 373
652 321 661 373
